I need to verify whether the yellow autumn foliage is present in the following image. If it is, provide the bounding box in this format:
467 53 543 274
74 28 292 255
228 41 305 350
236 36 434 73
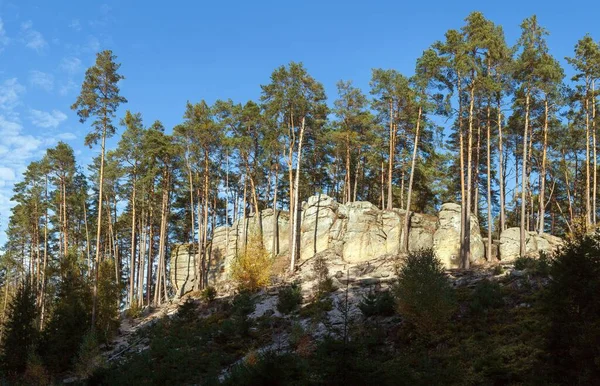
230 232 272 291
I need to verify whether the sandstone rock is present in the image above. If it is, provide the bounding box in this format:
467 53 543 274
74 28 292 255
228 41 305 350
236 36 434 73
499 228 563 261
499 228 538 261
433 203 485 268
342 202 387 263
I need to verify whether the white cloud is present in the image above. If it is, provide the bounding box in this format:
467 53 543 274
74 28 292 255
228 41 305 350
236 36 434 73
29 109 67 128
57 132 76 140
21 20 47 53
29 70 54 91
60 56 82 74
69 19 81 31
0 78 25 110
84 36 101 53
0 18 9 51
58 79 78 96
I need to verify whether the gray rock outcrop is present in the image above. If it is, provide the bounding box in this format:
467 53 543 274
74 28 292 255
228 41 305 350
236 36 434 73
499 227 563 261
170 195 562 297
432 203 484 268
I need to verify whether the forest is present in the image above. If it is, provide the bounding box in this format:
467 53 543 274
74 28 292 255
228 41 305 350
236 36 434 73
1 10 600 384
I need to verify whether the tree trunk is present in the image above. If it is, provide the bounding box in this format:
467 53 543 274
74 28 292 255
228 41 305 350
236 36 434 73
402 106 422 253
497 104 506 233
520 93 530 257
538 99 549 234
290 117 306 272
129 174 137 306
486 103 493 260
387 101 394 210
593 79 597 226
91 126 107 327
586 90 591 230
464 84 474 269
271 161 279 256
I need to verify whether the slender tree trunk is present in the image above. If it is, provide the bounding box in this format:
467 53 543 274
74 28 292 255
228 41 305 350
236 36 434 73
202 152 209 288
486 103 493 260
538 99 549 234
128 174 137 306
387 101 394 210
91 126 107 327
593 79 597 226
345 132 351 204
497 103 506 233
586 91 591 230
464 84 475 269
380 161 385 209
457 74 467 267
271 161 279 256
402 106 422 253
353 151 362 202
520 93 530 257
290 117 306 271
40 175 49 329
146 191 155 306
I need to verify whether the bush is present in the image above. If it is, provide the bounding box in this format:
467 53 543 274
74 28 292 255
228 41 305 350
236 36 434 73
277 282 303 314
201 286 217 303
96 259 122 343
313 254 336 297
358 289 396 317
125 299 143 319
393 249 456 333
74 330 103 379
231 232 272 292
0 282 38 376
469 280 504 314
545 231 600 383
514 254 551 276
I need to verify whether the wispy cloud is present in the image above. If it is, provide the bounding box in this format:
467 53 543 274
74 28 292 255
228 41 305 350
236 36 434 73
0 78 26 110
58 79 78 96
69 19 81 32
60 56 82 75
20 20 47 53
29 108 67 128
0 18 9 52
29 70 54 91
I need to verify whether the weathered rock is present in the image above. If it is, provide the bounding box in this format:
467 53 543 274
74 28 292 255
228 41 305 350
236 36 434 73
499 227 563 261
171 195 560 295
432 203 484 268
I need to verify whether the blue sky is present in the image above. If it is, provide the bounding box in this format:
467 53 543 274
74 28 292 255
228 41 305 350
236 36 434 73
0 0 598 244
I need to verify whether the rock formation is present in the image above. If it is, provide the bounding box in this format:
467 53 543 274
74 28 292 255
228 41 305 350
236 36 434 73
170 194 562 296
499 227 563 261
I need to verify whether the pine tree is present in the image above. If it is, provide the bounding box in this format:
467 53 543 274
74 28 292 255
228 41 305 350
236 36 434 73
71 50 127 326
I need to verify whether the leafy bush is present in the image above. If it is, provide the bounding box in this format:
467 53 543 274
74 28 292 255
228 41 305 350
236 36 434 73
0 282 38 376
74 330 103 379
277 282 303 314
358 289 396 317
313 254 336 297
299 297 333 323
393 249 456 333
201 286 217 303
469 280 504 314
231 232 272 292
545 231 600 383
125 299 143 319
514 254 551 276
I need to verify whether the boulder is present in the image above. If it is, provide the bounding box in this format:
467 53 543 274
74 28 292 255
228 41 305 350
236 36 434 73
499 227 563 261
342 201 387 263
433 203 484 268
299 194 338 261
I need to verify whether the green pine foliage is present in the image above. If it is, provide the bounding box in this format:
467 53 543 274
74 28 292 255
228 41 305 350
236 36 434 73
0 281 38 377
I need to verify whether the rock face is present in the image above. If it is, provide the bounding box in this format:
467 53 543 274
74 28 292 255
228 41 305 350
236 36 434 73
499 227 563 261
170 195 562 296
432 203 485 268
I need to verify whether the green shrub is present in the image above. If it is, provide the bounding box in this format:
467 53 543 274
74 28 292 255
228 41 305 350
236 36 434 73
358 289 396 317
514 254 551 276
313 254 336 297
201 286 217 303
125 299 143 319
545 231 600 383
469 280 504 314
393 249 456 333
277 282 303 314
74 330 103 379
299 298 333 323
